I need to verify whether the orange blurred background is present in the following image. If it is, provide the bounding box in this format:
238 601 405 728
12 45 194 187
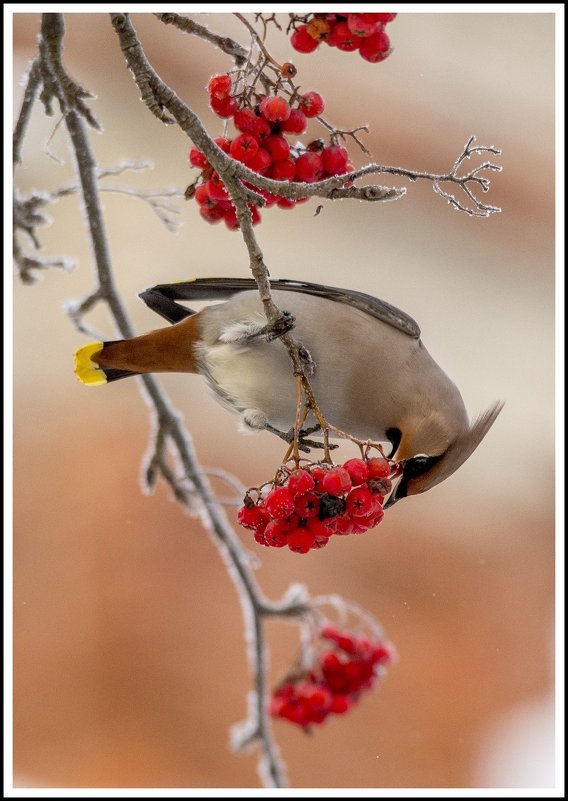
12 11 557 790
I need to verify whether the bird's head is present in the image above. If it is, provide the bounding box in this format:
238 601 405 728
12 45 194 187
385 401 504 507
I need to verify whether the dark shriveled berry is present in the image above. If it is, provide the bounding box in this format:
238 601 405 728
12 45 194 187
318 492 346 519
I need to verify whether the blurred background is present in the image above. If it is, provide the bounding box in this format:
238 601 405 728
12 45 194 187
12 10 557 791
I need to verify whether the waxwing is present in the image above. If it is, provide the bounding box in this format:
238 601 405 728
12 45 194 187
74 278 503 505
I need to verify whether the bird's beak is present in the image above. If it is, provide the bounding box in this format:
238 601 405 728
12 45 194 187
384 489 401 509
383 464 406 508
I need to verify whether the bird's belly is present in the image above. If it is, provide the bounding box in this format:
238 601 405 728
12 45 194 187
201 341 298 429
200 338 397 440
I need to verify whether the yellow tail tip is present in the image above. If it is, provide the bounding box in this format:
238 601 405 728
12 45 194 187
74 341 106 386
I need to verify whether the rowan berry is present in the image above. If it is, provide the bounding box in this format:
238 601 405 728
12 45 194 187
322 467 352 496
189 147 209 169
295 151 325 182
209 94 237 118
264 487 295 519
230 133 259 164
342 458 369 485
280 108 308 135
322 144 350 175
367 457 392 478
300 91 325 117
259 96 291 123
207 73 232 99
290 24 320 53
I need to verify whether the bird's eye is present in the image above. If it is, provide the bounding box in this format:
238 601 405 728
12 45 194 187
405 454 439 478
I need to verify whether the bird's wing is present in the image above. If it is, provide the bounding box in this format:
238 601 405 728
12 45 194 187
141 277 421 339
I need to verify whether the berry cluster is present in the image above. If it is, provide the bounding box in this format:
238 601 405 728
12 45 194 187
238 456 399 553
188 75 353 230
290 13 396 63
270 625 395 729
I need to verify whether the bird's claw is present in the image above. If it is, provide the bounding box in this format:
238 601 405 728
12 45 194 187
280 424 338 454
264 311 296 341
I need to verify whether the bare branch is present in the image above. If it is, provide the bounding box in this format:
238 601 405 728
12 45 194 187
13 236 74 285
13 58 42 167
19 13 313 787
38 13 101 130
154 12 249 65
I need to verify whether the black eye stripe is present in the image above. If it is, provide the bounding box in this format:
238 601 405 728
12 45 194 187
404 455 440 478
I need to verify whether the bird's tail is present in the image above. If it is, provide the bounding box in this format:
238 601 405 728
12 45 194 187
74 315 202 386
74 340 140 385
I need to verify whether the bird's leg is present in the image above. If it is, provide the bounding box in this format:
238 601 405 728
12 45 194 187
245 310 296 342
265 422 338 454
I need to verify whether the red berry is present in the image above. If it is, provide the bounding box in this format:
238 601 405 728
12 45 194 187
210 94 237 118
276 197 296 209
370 643 393 664
213 136 232 153
346 486 376 517
300 91 325 118
264 519 291 547
321 650 342 672
330 694 352 714
237 503 268 531
265 135 290 162
333 513 354 535
189 147 209 169
307 516 332 540
366 506 385 528
233 107 260 135
328 21 359 51
280 108 308 135
253 529 269 546
322 145 350 175
271 159 296 182
305 685 331 709
224 208 241 230
322 466 352 496
346 13 382 37
254 116 272 142
206 175 230 202
373 13 397 23
358 29 390 62
291 24 320 53
199 203 225 224
287 469 316 497
247 147 272 175
295 151 325 182
310 465 328 492
259 96 291 123
287 526 316 553
256 188 279 208
207 73 232 99
230 133 259 164
294 492 320 519
367 457 391 479
342 458 369 486
194 183 211 206
264 487 295 519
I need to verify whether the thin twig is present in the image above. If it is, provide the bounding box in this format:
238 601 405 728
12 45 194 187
234 12 289 75
155 12 249 65
13 58 42 167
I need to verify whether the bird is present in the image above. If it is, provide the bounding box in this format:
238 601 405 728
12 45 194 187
74 277 503 506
